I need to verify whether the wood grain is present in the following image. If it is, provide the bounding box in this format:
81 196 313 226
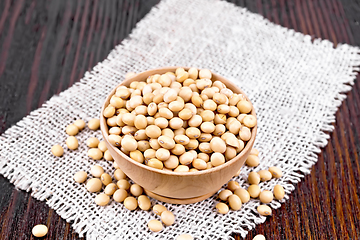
0 0 359 239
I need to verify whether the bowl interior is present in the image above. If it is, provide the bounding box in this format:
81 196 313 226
100 66 257 176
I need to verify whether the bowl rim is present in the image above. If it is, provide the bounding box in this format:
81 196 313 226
100 66 257 176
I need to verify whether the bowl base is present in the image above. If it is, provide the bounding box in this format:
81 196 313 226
144 189 219 204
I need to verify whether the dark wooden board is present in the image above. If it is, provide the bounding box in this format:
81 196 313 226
0 0 359 239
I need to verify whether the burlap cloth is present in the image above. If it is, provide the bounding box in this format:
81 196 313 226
1 0 359 239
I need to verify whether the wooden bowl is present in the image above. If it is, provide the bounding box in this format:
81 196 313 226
100 67 257 204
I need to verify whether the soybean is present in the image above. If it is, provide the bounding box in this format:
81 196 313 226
95 193 110 206
104 183 117 195
32 225 48 237
203 99 217 111
74 171 87 183
51 145 64 157
113 189 128 202
161 210 175 226
175 135 190 145
258 170 272 182
227 181 240 192
216 202 229 214
101 173 112 185
103 106 115 118
179 152 194 165
248 185 261 198
257 205 272 216
174 165 189 172
237 100 252 113
200 122 215 133
213 124 226 136
121 137 138 152
228 194 242 210
253 235 266 240
250 148 259 156
188 115 203 127
213 93 227 105
248 172 260 185
114 168 126 180
88 148 103 160
200 110 214 121
130 184 143 197
210 137 226 153
225 135 240 149
179 108 193 120
210 152 225 167
138 195 151 210
88 118 100 130
246 155 260 167
198 153 210 162
239 126 251 141
199 133 212 142
117 179 130 190
130 150 144 163
66 124 79 136
192 158 207 170
73 119 86 130
164 155 179 169
171 144 186 156
185 139 199 150
147 158 164 169
273 185 285 200
103 150 113 161
259 190 274 203
91 165 104 178
134 115 147 129
153 204 167 215
234 188 250 203
87 137 100 148
185 127 201 138
225 146 237 160
162 128 175 138
243 115 257 128
148 219 163 232
268 166 283 178
124 196 138 210
86 178 102 193
219 189 233 201
176 234 194 240
145 125 162 138
108 135 122 147
158 136 175 149
199 69 212 79
156 148 170 161
169 118 184 129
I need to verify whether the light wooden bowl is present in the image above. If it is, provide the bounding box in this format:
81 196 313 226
100 67 257 204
